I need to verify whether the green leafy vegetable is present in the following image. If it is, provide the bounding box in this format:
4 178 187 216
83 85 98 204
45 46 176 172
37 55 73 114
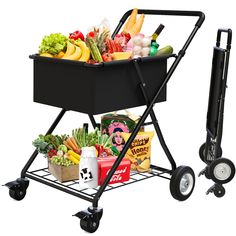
72 127 113 148
32 136 52 154
32 134 68 155
39 33 67 55
72 127 99 147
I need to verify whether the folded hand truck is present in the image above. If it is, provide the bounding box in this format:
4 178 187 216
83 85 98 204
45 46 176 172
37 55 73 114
4 9 205 233
199 28 235 197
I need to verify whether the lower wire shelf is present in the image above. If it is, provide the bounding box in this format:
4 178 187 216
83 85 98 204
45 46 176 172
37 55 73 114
25 165 171 203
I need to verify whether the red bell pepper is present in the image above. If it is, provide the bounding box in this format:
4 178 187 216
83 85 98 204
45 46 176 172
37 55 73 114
69 30 85 41
47 149 57 158
95 144 104 156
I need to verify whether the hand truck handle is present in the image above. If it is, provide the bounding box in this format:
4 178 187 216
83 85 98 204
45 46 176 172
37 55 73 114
112 9 205 38
216 28 232 50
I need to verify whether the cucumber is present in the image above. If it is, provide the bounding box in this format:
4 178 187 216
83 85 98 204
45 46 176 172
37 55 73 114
86 37 103 62
155 45 173 56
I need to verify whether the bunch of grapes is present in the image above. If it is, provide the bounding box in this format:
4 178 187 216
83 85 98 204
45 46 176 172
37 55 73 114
51 156 74 167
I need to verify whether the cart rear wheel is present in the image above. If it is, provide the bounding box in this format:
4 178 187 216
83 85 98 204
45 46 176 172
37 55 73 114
80 218 100 233
9 188 26 201
170 166 195 201
199 143 222 163
214 184 225 198
208 158 235 184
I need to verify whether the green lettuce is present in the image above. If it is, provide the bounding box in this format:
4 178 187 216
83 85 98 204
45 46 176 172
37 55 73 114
39 33 67 55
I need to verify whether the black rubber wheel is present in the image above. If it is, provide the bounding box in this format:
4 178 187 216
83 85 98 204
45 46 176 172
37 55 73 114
170 166 195 201
208 158 235 184
214 184 226 198
80 218 100 233
9 188 26 201
199 143 222 163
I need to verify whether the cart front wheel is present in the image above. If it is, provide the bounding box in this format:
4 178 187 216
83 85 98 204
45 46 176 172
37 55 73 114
80 218 100 233
5 178 29 201
170 166 195 201
199 143 222 163
9 188 26 201
208 158 235 184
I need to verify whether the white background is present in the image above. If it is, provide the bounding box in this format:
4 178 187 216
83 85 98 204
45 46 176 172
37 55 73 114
0 0 235 235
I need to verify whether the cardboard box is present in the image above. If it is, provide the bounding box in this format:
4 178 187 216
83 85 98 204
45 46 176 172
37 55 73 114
48 160 79 183
98 156 131 185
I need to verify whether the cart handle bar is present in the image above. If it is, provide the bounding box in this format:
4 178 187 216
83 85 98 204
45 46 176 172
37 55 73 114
216 28 232 50
112 9 205 38
93 9 205 207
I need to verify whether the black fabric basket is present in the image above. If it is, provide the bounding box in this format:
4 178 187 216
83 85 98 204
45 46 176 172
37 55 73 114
30 54 172 115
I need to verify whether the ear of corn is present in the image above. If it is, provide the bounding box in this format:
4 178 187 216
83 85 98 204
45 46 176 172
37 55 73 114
123 8 138 33
67 155 79 165
128 14 145 36
68 150 81 161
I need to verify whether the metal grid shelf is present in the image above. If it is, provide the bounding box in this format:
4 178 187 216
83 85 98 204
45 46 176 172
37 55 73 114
25 165 171 202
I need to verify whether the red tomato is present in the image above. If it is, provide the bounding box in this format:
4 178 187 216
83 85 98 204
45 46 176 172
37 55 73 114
102 53 112 62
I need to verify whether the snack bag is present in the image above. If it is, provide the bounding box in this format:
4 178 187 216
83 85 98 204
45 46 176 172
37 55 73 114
101 111 142 155
122 132 154 172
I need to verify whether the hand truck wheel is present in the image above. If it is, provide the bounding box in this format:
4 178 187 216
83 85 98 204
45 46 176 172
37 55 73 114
4 178 29 201
208 158 235 184
214 184 226 198
199 143 222 163
170 166 195 201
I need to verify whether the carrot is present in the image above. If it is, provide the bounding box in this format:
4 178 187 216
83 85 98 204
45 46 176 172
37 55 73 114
63 141 73 150
70 137 79 149
70 137 81 154
129 14 145 36
123 8 138 33
66 138 77 152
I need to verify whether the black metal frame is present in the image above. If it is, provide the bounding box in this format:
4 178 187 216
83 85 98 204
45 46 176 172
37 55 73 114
21 9 205 208
204 29 232 163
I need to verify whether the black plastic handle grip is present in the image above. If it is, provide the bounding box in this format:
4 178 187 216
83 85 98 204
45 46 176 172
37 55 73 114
120 9 205 27
216 28 232 50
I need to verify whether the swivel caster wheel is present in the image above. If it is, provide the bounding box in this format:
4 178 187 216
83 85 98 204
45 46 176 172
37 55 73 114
199 143 222 163
5 178 29 201
214 184 226 198
170 166 195 201
206 183 225 198
80 218 100 233
74 206 103 233
208 158 235 184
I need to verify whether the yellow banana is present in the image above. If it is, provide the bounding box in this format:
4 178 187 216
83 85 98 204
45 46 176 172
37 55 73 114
63 41 75 58
40 52 53 57
63 46 82 60
75 40 90 62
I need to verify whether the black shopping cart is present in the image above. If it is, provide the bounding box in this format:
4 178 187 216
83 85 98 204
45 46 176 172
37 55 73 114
199 29 235 197
5 9 205 233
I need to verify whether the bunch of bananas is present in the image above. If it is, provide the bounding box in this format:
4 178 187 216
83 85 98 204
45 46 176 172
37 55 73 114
40 40 90 62
62 41 90 62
